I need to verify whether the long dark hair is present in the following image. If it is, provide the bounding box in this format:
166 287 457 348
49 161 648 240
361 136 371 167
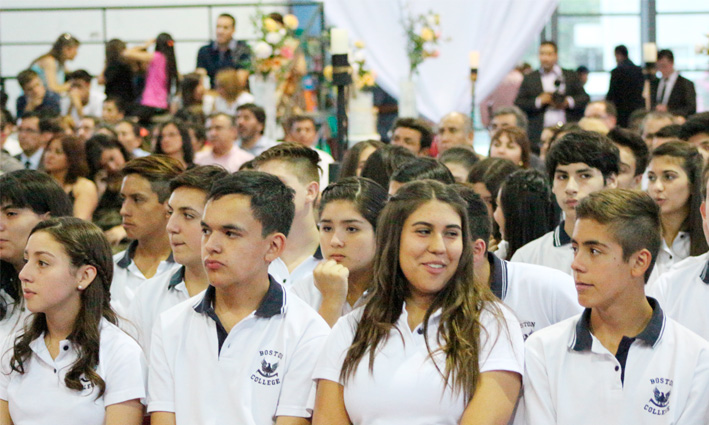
320 177 388 229
84 134 132 180
32 33 80 66
155 120 194 165
340 180 501 402
339 140 385 179
11 218 117 398
650 142 708 256
155 33 179 94
181 73 202 107
499 169 558 259
105 39 127 66
48 135 89 185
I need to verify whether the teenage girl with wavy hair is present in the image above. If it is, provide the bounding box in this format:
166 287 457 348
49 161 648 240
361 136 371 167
313 180 524 425
30 33 80 94
0 218 146 424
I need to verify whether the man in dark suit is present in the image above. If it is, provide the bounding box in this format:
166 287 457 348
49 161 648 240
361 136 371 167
650 49 696 118
606 45 644 128
515 41 589 149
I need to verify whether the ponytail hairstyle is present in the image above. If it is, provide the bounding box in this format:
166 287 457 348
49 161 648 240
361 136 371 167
11 218 116 398
33 33 80 65
155 33 179 95
340 180 502 402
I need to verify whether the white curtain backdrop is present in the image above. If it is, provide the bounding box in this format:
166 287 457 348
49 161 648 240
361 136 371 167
325 0 558 121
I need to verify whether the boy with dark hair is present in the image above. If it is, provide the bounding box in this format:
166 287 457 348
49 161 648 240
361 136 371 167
15 69 60 117
653 165 709 341
452 184 580 341
14 112 45 170
129 165 229 353
255 143 322 287
388 157 455 195
679 112 709 163
102 96 126 125
149 171 329 425
288 115 335 189
390 117 434 157
524 189 709 424
62 69 105 121
111 155 185 316
606 127 649 190
511 130 619 274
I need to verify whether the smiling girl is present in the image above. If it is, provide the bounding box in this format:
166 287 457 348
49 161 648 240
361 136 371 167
0 218 146 425
312 180 524 425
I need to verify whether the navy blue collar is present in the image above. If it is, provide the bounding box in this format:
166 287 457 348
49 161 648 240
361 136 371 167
194 275 285 319
700 259 709 284
168 266 185 290
487 252 507 300
116 240 174 269
553 221 571 247
572 297 665 351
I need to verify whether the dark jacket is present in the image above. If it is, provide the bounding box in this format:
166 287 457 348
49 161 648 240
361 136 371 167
650 74 697 117
606 58 644 128
515 68 589 146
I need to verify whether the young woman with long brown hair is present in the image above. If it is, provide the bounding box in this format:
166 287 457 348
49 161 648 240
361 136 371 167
312 180 524 425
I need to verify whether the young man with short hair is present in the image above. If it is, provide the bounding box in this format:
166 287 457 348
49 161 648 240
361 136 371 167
236 103 278 156
128 165 229 353
195 112 254 172
454 185 581 341
606 127 649 190
584 100 617 131
511 130 619 274
679 112 709 163
524 189 709 424
390 117 433 157
289 115 335 189
102 96 126 125
653 166 709 341
196 13 251 88
15 69 61 118
76 115 99 142
148 171 329 425
111 155 185 316
256 143 322 287
61 69 105 121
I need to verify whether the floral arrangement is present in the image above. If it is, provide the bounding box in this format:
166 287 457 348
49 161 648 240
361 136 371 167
351 41 376 91
322 41 376 91
250 11 300 78
403 10 443 77
696 34 709 56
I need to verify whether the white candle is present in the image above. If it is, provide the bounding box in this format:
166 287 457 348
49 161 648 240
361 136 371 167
330 28 348 55
469 51 480 69
643 43 657 63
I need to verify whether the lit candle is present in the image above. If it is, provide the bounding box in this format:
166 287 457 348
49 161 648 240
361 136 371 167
330 28 349 55
643 43 657 63
469 51 480 69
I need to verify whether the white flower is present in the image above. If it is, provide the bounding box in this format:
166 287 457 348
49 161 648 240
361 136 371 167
253 41 273 59
279 28 286 36
353 50 366 62
426 14 437 27
266 32 283 45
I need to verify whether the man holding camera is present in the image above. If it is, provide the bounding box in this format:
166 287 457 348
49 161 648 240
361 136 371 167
515 41 589 148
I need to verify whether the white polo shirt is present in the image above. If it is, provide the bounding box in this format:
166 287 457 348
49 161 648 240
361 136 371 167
510 221 574 275
0 319 147 425
127 266 192 355
148 277 330 423
653 252 709 341
488 253 582 340
268 247 323 288
111 241 180 318
313 302 524 425
523 299 709 424
654 231 690 277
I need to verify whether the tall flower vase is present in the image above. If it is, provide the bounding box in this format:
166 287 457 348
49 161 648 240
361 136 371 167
348 89 380 146
398 78 418 118
249 73 278 141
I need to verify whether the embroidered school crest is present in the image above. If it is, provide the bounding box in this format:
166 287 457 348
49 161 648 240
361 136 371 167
644 378 672 416
80 376 94 391
250 349 284 386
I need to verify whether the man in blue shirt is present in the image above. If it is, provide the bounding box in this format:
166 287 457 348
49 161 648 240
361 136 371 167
15 69 60 118
196 13 251 88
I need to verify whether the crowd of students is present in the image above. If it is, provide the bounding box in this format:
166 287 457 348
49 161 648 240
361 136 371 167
1 28 709 424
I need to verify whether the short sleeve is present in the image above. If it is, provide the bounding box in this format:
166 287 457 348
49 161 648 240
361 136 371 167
147 315 175 413
274 312 330 418
101 325 148 407
478 303 524 375
312 312 359 384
